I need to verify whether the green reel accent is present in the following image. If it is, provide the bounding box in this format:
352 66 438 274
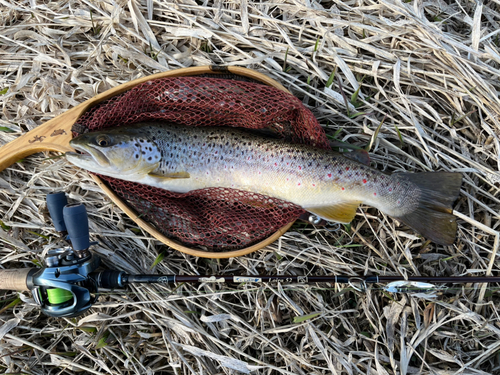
45 288 73 305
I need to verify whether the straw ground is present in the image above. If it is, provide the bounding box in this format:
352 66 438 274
1 0 500 374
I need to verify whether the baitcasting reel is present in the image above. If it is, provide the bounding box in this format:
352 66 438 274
26 193 133 318
29 192 101 317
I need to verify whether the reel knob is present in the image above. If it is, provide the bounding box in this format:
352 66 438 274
46 192 68 232
63 204 90 251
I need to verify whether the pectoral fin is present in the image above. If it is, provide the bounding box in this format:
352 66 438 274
306 201 361 223
148 171 190 179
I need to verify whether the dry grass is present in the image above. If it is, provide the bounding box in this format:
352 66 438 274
1 0 500 374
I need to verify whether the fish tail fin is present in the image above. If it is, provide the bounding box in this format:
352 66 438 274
393 172 462 245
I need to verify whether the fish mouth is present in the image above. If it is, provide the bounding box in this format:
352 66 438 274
66 144 110 168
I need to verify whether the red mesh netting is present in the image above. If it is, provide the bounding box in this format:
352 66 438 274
75 75 330 251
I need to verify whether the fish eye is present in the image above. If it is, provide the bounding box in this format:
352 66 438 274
96 135 111 147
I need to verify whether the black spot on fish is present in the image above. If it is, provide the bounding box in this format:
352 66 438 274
148 157 152 161
142 151 145 155
338 170 343 174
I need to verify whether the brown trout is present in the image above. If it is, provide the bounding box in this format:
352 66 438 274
66 122 462 245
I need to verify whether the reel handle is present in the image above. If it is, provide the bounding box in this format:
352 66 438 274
0 268 35 291
46 192 68 232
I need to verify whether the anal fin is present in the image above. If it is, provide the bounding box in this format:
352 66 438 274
306 201 361 224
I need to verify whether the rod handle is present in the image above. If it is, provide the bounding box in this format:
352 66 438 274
0 268 34 291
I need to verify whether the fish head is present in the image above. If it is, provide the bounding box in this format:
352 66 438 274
66 128 161 178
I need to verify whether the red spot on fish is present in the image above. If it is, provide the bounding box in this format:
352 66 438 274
389 187 392 192
345 167 350 171
363 179 367 183
374 192 377 196
298 183 301 186
327 173 332 178
312 184 316 187
215 151 218 154
299 166 302 170
286 162 289 166
341 187 345 191
275 162 277 166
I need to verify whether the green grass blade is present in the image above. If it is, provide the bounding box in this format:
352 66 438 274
150 252 165 269
326 67 336 88
293 312 321 323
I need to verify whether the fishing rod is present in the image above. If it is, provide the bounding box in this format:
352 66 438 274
1 192 499 318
